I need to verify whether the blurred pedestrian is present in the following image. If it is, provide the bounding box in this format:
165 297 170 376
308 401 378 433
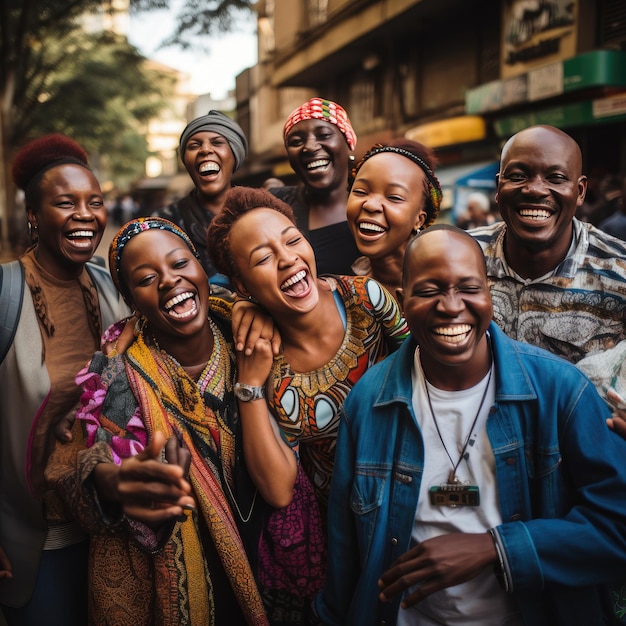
597 174 626 240
262 177 284 190
457 191 496 229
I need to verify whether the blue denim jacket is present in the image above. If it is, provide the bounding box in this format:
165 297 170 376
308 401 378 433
315 323 626 626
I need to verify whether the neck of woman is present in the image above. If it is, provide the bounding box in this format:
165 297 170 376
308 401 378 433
275 282 344 371
197 186 231 217
152 326 214 373
369 250 405 301
306 186 349 229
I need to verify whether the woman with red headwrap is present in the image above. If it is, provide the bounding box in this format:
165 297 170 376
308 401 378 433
269 97 360 276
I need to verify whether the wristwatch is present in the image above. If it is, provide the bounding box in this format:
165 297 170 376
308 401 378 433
234 382 265 402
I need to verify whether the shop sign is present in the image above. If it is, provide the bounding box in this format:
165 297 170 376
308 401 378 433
528 62 563 101
494 92 626 137
501 0 577 79
467 50 626 114
404 116 486 149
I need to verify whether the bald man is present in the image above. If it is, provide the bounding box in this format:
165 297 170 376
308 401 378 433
315 225 626 626
470 125 626 368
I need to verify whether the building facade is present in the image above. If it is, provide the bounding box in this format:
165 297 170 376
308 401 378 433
235 0 626 221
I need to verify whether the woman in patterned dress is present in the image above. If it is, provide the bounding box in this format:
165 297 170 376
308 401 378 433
208 187 409 622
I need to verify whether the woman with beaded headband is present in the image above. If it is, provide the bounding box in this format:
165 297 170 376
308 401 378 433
51 216 268 624
0 134 128 625
269 97 361 276
346 138 442 302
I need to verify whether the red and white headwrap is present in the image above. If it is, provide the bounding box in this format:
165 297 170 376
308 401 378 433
283 97 357 151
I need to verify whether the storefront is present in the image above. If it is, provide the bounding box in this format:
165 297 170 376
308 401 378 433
466 49 626 175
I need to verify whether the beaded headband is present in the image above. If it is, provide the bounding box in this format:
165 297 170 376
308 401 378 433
109 217 200 304
351 144 443 227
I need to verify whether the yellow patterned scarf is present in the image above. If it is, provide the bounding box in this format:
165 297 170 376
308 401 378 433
125 324 267 625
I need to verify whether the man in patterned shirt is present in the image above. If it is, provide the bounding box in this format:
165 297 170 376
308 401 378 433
471 124 626 368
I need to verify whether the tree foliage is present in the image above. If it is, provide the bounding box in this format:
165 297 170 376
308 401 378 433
20 29 174 186
0 0 253 254
130 0 255 50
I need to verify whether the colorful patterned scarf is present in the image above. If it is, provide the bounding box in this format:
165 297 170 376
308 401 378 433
125 325 267 625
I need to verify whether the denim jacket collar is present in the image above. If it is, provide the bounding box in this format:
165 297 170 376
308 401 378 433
373 322 539 409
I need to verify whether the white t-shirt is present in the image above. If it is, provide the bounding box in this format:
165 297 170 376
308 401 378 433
396 347 523 626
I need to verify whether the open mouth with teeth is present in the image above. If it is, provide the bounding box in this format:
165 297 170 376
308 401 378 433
518 207 553 221
280 269 310 296
305 159 331 171
433 324 472 344
164 291 198 320
66 230 96 248
358 222 387 237
198 162 220 176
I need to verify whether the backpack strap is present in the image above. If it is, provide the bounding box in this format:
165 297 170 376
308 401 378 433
0 260 25 364
85 260 118 301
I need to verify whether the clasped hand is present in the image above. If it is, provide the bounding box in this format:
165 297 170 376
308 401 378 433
378 532 496 609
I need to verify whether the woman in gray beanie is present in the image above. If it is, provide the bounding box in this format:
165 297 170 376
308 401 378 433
156 110 248 281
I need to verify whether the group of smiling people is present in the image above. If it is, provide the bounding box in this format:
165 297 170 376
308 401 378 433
1 96 626 626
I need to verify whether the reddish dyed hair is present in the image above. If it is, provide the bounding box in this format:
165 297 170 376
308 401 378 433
12 134 89 190
11 134 91 208
207 186 296 279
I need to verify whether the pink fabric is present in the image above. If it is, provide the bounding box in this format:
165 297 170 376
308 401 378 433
75 365 146 464
258 464 327 598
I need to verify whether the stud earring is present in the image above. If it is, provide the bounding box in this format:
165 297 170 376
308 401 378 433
27 221 39 242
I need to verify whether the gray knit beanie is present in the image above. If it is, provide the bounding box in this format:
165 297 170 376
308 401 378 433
179 110 248 171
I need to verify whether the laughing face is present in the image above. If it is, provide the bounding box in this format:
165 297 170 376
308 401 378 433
284 119 350 193
120 229 210 350
347 152 428 260
183 130 235 202
229 208 319 317
28 163 106 280
496 126 587 257
399 228 493 389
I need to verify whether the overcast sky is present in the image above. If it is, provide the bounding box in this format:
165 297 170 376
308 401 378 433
128 5 257 98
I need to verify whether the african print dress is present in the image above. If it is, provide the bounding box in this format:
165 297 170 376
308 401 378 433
267 274 409 516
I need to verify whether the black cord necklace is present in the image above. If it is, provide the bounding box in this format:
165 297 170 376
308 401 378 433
424 352 493 507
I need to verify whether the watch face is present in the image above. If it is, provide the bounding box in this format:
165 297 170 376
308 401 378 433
238 386 254 401
235 383 262 401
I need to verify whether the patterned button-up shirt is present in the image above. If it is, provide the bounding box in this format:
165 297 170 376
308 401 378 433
471 218 626 365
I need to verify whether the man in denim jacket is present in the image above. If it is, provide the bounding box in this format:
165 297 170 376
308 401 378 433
315 225 626 626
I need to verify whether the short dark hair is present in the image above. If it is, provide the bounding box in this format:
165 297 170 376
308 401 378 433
208 186 296 278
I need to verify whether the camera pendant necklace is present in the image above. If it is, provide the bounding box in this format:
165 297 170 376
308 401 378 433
426 362 492 508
